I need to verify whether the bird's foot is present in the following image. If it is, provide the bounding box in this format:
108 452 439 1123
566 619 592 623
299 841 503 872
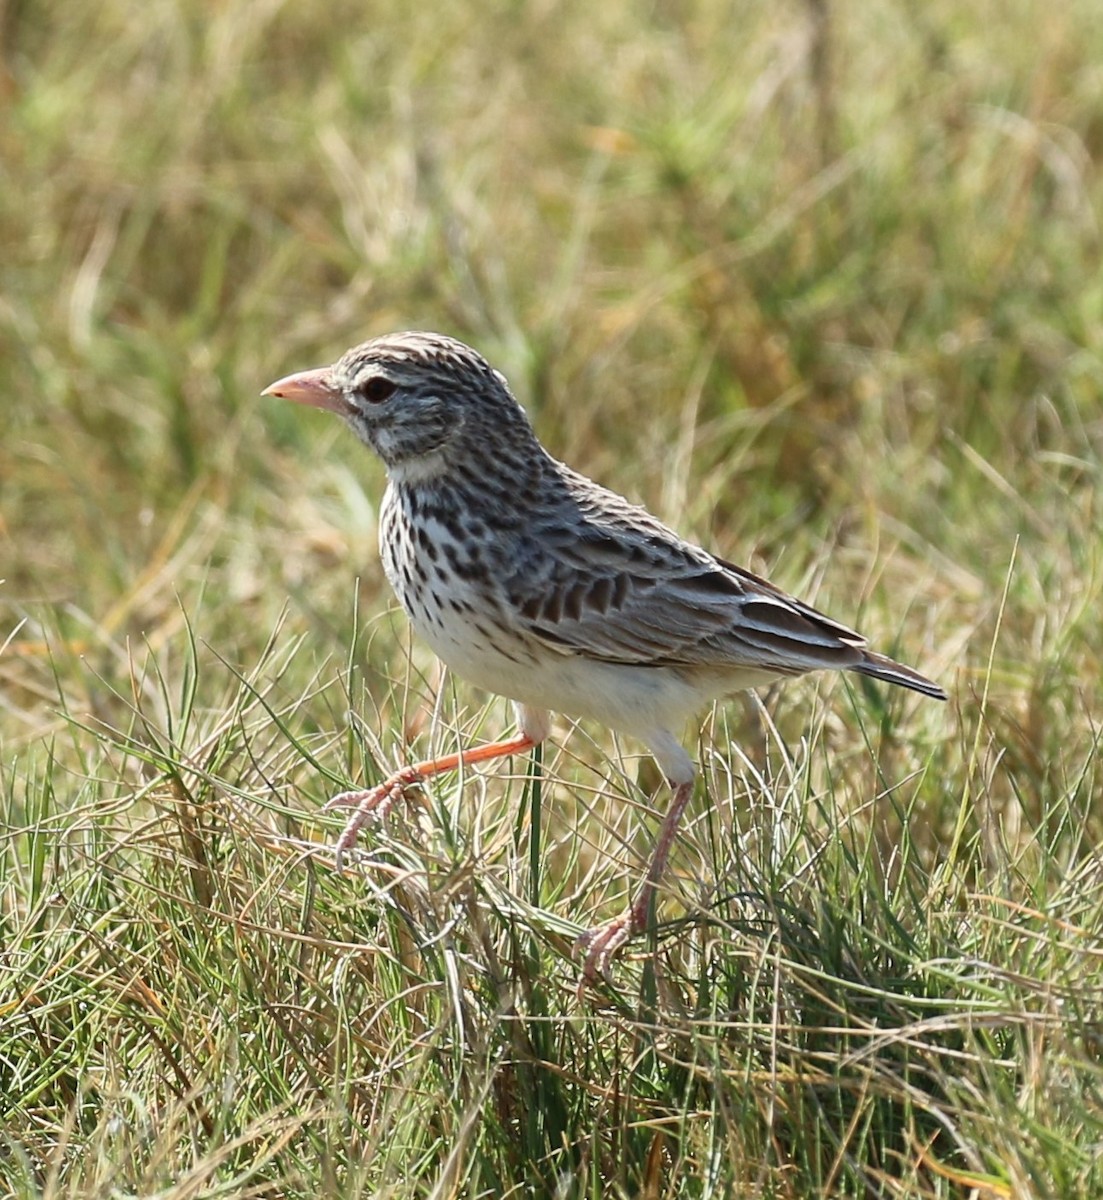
324 767 422 870
574 895 651 990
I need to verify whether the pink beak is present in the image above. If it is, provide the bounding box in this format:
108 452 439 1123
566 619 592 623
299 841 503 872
261 366 349 415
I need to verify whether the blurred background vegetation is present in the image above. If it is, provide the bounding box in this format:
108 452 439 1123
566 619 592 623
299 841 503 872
3 0 1103 1196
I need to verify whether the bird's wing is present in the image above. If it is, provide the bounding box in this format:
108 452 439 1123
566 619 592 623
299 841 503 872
499 485 866 675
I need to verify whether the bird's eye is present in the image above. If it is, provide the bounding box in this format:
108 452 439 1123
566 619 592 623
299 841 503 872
361 376 396 404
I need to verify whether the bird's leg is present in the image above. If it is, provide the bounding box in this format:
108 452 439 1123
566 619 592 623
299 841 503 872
325 732 538 868
576 778 695 984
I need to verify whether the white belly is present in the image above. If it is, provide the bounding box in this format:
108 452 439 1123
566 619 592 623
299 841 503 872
406 576 718 747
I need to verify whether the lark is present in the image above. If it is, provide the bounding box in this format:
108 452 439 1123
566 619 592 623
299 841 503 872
264 332 945 981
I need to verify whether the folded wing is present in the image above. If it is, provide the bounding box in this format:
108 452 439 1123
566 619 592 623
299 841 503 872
498 477 945 699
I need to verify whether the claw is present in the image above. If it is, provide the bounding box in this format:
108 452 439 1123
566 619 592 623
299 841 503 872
574 912 634 992
574 892 656 995
324 789 371 811
322 771 422 867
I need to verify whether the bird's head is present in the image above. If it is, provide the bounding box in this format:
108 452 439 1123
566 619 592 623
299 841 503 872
262 332 536 483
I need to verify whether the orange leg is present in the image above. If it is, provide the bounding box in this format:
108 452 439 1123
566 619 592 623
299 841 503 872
575 779 694 985
325 732 537 868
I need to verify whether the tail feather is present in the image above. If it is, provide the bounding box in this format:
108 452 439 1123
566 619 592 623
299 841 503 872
851 651 947 701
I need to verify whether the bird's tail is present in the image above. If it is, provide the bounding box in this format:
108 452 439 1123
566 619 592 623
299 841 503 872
851 651 947 700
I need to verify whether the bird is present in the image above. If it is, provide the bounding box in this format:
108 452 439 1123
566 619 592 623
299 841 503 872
262 331 946 982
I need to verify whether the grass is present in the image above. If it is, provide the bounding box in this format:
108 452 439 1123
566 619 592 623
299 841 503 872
3 0 1103 1194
